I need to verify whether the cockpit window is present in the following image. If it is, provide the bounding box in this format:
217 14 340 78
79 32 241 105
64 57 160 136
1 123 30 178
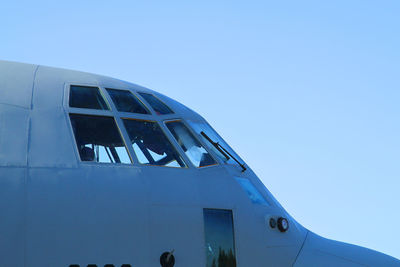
106 88 150 114
165 120 217 168
138 93 173 115
69 85 109 110
187 121 244 166
69 114 131 164
122 119 186 167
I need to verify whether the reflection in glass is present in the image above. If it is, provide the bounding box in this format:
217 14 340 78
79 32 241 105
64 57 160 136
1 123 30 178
203 209 237 267
235 177 269 205
106 88 150 114
138 92 173 115
166 121 217 167
123 119 186 167
188 121 242 166
69 114 131 164
69 85 109 110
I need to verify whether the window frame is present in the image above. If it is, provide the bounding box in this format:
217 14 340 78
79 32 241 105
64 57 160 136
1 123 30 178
121 117 189 169
164 119 219 169
68 113 134 165
137 92 174 115
64 83 135 166
105 88 151 115
186 119 245 167
63 83 198 170
68 84 112 111
202 208 238 267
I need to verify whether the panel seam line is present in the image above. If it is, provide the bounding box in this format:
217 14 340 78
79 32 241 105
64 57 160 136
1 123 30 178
292 230 309 267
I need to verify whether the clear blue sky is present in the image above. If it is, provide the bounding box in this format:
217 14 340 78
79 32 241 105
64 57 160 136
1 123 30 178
1 0 399 259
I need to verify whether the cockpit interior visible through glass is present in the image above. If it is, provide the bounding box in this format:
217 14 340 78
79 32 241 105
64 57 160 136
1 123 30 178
165 120 217 168
69 114 131 164
67 84 244 170
69 85 109 110
106 88 150 114
138 92 174 115
122 119 186 167
188 120 244 168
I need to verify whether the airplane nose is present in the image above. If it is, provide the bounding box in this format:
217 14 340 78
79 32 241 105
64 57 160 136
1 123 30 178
293 232 400 267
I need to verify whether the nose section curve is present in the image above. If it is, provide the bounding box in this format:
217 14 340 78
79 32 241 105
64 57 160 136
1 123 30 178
293 232 400 267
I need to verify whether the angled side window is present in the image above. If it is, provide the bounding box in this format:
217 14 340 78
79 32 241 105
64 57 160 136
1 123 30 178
106 88 150 114
138 92 173 115
69 85 109 110
165 120 217 168
122 119 186 167
188 120 243 166
69 114 131 164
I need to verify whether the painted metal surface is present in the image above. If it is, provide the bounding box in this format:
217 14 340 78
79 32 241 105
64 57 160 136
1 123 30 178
0 60 398 267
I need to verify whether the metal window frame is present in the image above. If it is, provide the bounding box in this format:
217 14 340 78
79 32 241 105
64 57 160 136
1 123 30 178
121 117 189 169
164 119 219 169
105 87 152 115
137 92 175 115
68 112 134 165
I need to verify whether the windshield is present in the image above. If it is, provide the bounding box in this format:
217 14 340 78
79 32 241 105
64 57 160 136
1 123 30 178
165 120 217 168
187 120 245 169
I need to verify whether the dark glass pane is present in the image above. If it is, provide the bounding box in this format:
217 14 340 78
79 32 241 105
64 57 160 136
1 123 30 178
138 92 173 115
106 88 150 114
69 85 109 110
203 209 237 267
166 121 217 167
70 114 131 164
123 119 186 167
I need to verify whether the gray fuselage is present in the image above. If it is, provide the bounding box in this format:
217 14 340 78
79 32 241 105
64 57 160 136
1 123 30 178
0 60 398 267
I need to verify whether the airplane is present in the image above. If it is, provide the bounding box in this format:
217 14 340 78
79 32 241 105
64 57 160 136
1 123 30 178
0 59 398 267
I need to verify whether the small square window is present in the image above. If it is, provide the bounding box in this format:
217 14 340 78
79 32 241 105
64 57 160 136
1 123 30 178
138 92 173 115
69 85 109 110
106 88 150 114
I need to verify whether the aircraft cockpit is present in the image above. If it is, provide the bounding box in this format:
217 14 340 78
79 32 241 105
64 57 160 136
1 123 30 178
67 85 246 171
2 61 398 267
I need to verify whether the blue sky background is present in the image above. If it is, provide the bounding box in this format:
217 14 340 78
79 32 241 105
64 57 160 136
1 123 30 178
1 0 399 259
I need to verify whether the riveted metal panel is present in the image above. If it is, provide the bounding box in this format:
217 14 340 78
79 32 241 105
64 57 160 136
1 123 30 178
26 166 149 267
28 108 78 168
0 167 25 267
32 66 100 110
0 61 36 109
0 104 29 167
